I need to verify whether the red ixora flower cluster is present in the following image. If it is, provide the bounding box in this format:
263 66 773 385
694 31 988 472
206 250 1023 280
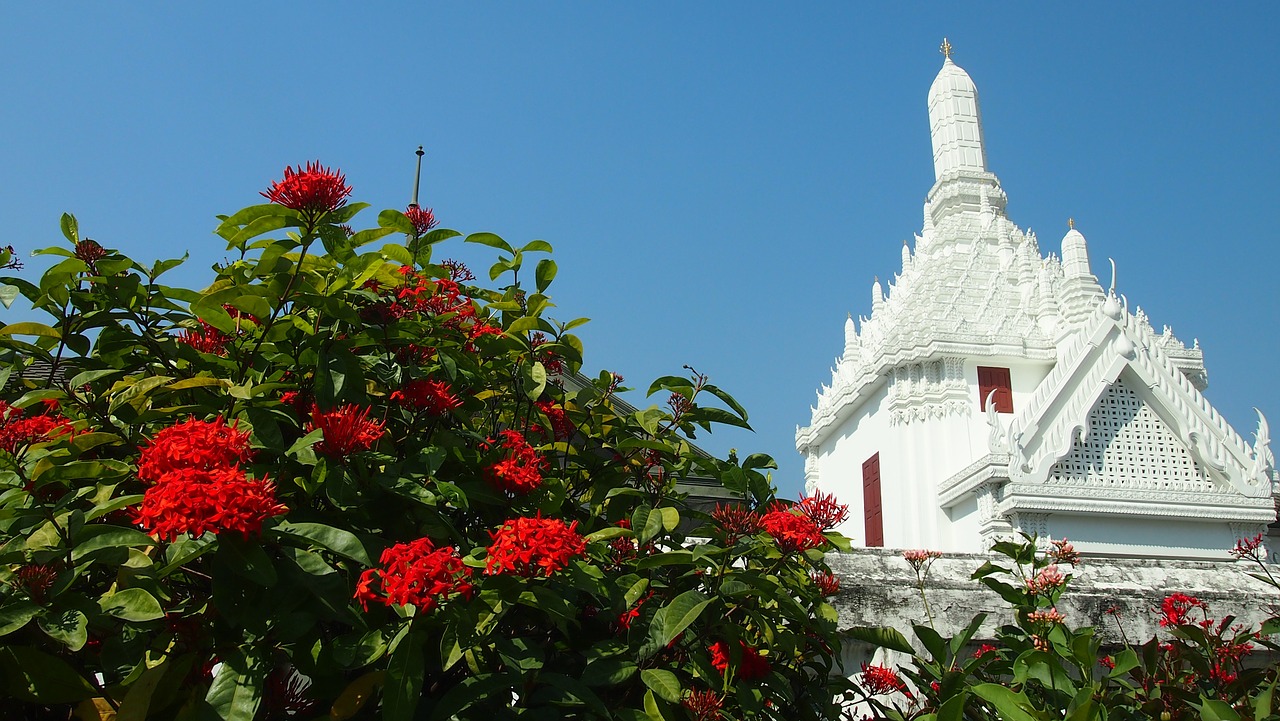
390 378 461 416
711 503 761 543
810 570 841 597
709 640 771 680
535 400 574 441
758 507 827 554
682 689 724 721
0 401 72 454
354 537 473 613
12 563 58 604
860 663 908 696
1159 592 1208 628
485 516 585 577
175 320 231 356
795 490 850 530
261 161 352 214
404 204 438 235
308 404 384 458
483 430 545 494
133 417 286 541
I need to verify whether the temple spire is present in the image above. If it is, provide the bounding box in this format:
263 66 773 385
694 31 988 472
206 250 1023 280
927 43 987 181
410 146 425 208
940 37 953 59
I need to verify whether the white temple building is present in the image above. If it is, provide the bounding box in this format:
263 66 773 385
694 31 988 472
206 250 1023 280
796 43 1277 560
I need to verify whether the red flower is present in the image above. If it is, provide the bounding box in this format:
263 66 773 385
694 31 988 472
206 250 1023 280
74 239 107 266
535 400 574 440
529 332 565 375
485 516 585 577
308 405 384 458
810 570 840 597
758 509 826 553
709 640 771 680
261 161 352 213
1100 655 1115 669
973 644 998 659
12 564 57 604
133 466 286 541
484 430 545 494
404 204 438 235
0 404 72 454
617 591 653 631
440 259 475 282
682 689 724 721
354 537 473 613
1231 533 1265 561
391 379 461 416
795 490 850 530
1159 592 1207 628
860 663 907 696
468 322 504 345
137 417 252 482
711 503 760 543
175 320 230 356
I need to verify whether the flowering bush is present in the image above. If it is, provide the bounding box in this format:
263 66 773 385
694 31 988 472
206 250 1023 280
853 535 1280 720
0 165 853 719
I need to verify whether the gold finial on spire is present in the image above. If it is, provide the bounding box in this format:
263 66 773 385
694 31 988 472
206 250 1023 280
940 37 953 60
1068 217 1074 229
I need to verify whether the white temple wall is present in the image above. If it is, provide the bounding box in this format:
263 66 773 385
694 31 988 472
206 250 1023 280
1047 514 1235 560
944 494 982 552
817 381 890 545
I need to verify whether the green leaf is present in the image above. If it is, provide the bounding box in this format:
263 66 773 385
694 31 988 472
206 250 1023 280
522 361 547 400
0 601 41 637
639 508 665 546
650 591 711 647
273 521 372 566
0 284 19 308
1254 673 1277 719
846 626 915 655
687 406 752 431
100 588 165 622
0 645 96 703
37 609 87 651
970 683 1044 721
0 321 60 339
522 239 553 253
585 526 632 543
641 669 681 703
465 232 514 254
938 692 969 721
535 258 557 293
73 525 156 560
581 658 637 687
1200 698 1242 721
286 428 325 458
378 209 415 235
60 213 79 243
427 672 513 721
116 658 170 721
1108 646 1139 677
204 648 265 721
537 672 611 716
385 623 427 721
658 507 680 532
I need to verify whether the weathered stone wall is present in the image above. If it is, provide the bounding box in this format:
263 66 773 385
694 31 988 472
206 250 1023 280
829 547 1280 648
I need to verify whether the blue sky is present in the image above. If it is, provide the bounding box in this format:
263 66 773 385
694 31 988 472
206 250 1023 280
2 4 1276 501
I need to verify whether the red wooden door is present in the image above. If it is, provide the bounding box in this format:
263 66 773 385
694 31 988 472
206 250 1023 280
862 453 883 547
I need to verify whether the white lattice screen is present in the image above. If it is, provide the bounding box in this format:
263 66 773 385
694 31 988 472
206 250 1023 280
1047 380 1215 492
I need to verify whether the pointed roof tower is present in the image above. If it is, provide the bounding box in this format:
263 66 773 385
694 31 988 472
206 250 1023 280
928 39 988 181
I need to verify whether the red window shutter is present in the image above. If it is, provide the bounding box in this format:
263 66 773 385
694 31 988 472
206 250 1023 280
862 453 883 547
977 366 1013 413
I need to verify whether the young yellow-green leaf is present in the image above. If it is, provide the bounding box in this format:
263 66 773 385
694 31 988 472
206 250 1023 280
640 669 681 703
100 588 165 622
0 322 60 339
61 213 79 243
116 659 170 721
329 671 384 721
970 683 1042 721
